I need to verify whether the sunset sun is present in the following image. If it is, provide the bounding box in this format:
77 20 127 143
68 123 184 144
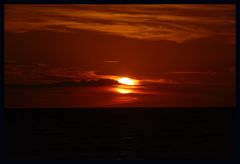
118 77 136 86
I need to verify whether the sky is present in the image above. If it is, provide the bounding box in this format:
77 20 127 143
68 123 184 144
4 4 236 107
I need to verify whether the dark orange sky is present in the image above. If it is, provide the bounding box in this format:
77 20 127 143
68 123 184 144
4 4 236 86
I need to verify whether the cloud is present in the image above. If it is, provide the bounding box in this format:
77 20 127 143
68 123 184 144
4 60 122 85
104 60 120 63
4 4 235 43
166 71 217 75
9 79 119 88
141 79 178 84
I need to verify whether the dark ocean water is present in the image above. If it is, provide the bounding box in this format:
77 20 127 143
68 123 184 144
5 108 235 160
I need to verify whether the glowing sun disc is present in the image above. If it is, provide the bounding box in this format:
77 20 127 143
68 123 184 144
118 77 135 85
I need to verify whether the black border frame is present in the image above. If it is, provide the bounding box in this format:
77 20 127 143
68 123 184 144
0 0 239 162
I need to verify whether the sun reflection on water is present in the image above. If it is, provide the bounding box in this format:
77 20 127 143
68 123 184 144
116 88 132 94
114 84 140 94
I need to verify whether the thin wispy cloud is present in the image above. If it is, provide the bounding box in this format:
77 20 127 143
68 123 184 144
166 71 217 75
141 79 178 84
4 61 119 84
104 61 120 63
4 4 235 43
